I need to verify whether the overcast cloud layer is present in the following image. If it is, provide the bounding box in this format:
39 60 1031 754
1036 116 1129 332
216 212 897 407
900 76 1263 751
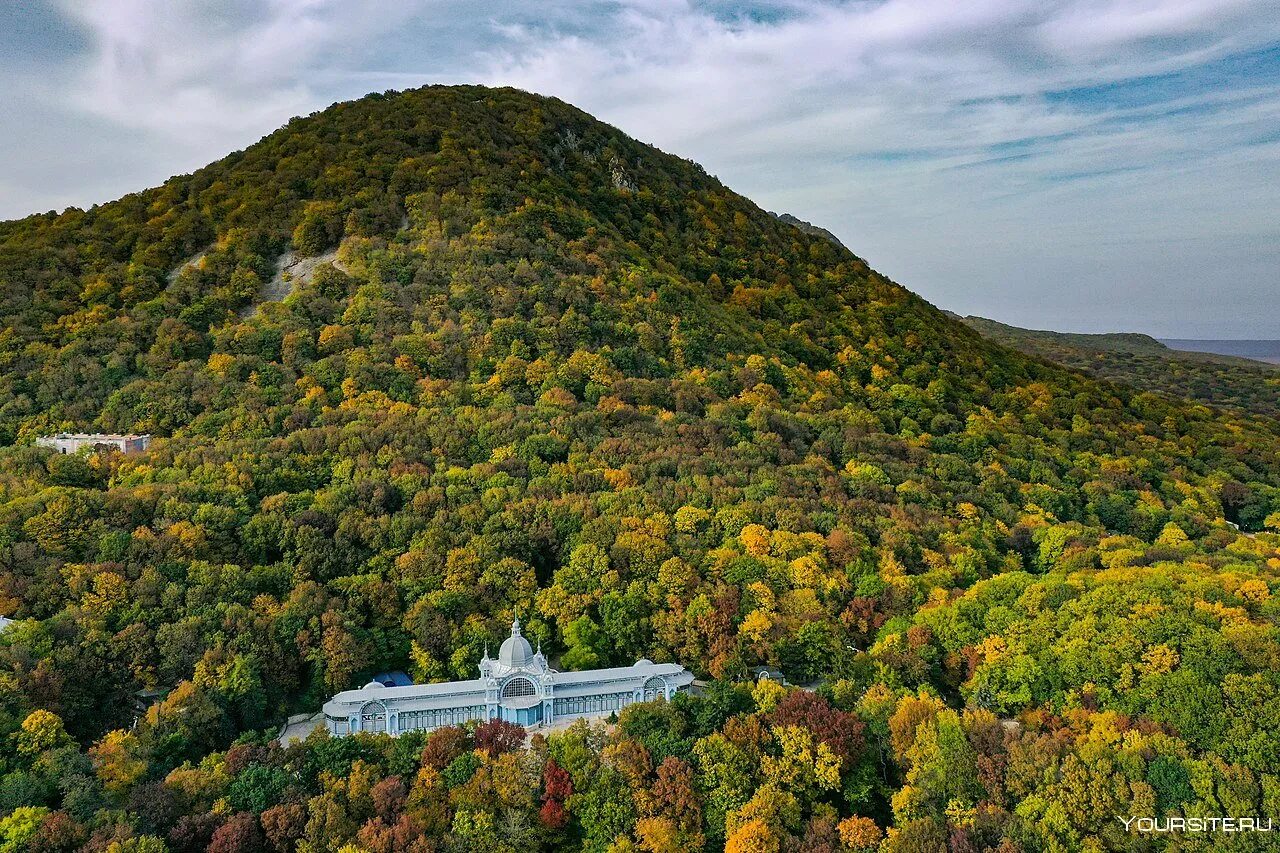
1 0 1277 336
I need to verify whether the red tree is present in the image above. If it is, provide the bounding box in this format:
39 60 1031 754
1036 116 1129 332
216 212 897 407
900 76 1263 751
419 726 469 771
370 776 408 822
208 812 265 853
539 758 574 829
356 813 433 853
168 813 222 853
474 718 525 757
260 803 306 853
29 811 87 853
650 756 701 832
770 690 865 766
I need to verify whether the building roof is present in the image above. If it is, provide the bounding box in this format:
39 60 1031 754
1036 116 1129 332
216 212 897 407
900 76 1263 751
480 617 550 678
326 677 490 715
40 433 150 440
322 656 694 717
372 671 414 687
0 616 14 633
553 661 690 686
497 618 535 669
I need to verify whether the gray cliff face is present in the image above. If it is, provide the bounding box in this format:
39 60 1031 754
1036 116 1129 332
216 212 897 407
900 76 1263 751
772 212 847 251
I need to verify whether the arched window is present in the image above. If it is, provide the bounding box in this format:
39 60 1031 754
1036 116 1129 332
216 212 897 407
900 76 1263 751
643 676 667 701
502 677 537 699
359 701 386 733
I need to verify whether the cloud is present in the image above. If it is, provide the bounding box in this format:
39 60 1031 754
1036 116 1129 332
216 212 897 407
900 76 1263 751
3 0 1278 335
52 0 403 143
473 1 1280 335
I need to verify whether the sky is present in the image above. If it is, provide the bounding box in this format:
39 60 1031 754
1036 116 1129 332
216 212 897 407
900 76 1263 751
1 1 1278 337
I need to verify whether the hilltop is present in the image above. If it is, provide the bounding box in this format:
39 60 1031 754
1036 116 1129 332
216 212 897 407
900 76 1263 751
0 85 1042 447
771 212 848 251
0 86 1278 852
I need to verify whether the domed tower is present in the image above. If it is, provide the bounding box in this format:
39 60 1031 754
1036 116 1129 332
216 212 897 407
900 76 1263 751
482 617 549 727
496 617 537 675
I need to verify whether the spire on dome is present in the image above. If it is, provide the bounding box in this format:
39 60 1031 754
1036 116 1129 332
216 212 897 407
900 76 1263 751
493 615 537 673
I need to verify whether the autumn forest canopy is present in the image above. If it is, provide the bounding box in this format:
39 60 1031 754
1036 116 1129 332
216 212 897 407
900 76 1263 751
1 85 1279 852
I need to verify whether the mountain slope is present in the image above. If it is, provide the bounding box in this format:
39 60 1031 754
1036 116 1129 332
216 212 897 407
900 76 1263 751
955 313 1280 416
0 85 1046 445
0 85 1279 852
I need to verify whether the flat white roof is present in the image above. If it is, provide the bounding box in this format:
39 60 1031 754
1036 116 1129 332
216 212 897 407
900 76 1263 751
553 661 689 685
322 661 693 716
325 678 488 714
41 433 149 440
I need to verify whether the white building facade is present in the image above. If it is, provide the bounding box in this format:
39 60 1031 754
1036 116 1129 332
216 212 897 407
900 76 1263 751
36 433 151 454
323 619 694 736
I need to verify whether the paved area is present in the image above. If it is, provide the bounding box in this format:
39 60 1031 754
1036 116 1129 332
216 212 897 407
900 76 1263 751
523 712 615 745
277 712 325 745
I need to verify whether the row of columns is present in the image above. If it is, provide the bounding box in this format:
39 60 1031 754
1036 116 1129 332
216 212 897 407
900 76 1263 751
343 681 673 736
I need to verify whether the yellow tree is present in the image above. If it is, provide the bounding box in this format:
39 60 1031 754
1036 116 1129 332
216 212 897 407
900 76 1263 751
760 726 842 799
16 709 72 757
90 730 147 796
837 816 883 852
724 819 780 853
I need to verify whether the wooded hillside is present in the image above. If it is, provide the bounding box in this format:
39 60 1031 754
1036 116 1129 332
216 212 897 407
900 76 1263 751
1 85 1278 853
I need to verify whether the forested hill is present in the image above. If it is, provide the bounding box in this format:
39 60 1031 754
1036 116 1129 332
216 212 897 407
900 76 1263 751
956 313 1280 416
3 84 1044 445
2 85 1280 852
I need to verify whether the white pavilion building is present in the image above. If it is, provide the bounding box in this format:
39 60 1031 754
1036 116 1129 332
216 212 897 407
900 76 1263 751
323 618 694 736
35 433 151 454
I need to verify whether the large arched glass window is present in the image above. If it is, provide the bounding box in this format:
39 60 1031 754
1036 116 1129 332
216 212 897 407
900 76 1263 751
643 676 667 701
360 701 386 733
502 677 537 699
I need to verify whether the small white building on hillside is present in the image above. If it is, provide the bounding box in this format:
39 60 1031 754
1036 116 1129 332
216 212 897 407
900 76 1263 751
36 433 151 454
323 618 694 736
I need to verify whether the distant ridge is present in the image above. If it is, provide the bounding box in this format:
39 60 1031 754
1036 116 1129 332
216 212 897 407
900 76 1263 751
954 312 1280 416
951 314 1175 355
955 313 1278 367
1161 339 1280 365
764 207 1280 415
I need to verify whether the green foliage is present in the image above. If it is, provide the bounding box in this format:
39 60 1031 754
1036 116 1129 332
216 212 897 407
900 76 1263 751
226 763 291 813
0 84 1278 851
0 806 48 853
441 751 481 790
960 313 1280 417
1147 755 1194 813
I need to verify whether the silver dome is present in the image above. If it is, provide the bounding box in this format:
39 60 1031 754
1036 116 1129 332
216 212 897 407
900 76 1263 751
497 617 534 669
